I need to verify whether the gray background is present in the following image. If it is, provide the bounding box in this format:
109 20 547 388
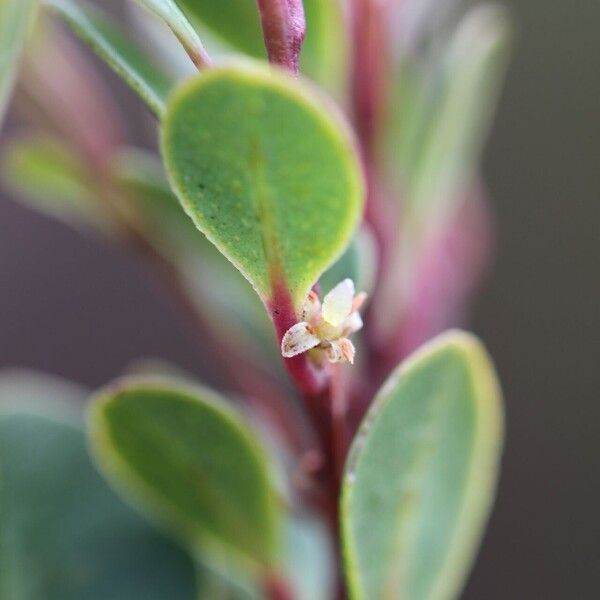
0 0 598 597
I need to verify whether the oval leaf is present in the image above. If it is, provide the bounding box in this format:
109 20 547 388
88 378 281 569
0 0 36 125
45 0 175 116
161 62 363 307
341 331 504 600
0 372 196 600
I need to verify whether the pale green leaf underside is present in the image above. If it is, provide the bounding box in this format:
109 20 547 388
88 378 281 568
0 0 36 126
0 373 195 599
161 62 363 307
342 331 503 600
44 0 174 116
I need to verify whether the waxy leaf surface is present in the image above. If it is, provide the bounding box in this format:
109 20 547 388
46 0 174 116
0 372 195 599
161 63 363 307
341 331 503 600
88 378 281 568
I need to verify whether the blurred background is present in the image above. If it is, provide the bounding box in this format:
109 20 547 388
0 0 597 598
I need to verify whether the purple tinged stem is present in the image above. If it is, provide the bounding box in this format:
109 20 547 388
256 0 306 74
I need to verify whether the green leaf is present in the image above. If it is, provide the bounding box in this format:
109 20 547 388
133 0 210 69
0 0 37 126
161 62 363 308
88 377 281 570
111 148 200 251
0 371 196 600
341 331 504 600
1 135 109 230
176 0 345 89
300 0 347 92
284 516 334 600
176 0 264 58
44 0 175 116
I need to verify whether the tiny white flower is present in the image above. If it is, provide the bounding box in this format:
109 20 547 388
281 322 320 358
322 279 355 326
280 279 367 365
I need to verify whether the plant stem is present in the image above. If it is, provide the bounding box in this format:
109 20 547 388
268 281 349 599
256 0 306 74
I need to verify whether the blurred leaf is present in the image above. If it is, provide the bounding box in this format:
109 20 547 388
402 5 512 229
0 371 196 600
111 148 200 252
1 135 109 230
44 0 175 116
112 149 282 370
133 0 209 69
415 7 510 216
176 0 264 58
397 188 493 355
88 377 282 569
341 331 503 600
319 226 377 298
127 1 197 80
161 62 363 308
300 0 347 91
284 515 335 600
176 0 346 90
0 0 36 126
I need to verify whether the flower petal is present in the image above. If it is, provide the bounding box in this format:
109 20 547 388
324 338 356 364
324 340 344 363
351 291 368 312
301 290 321 323
340 338 356 364
323 279 355 326
281 322 320 358
341 311 363 335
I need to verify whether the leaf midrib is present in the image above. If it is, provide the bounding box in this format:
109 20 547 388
247 134 284 290
117 410 268 561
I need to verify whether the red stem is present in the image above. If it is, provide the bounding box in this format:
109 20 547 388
256 0 306 74
262 571 295 600
268 279 349 598
267 281 328 396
